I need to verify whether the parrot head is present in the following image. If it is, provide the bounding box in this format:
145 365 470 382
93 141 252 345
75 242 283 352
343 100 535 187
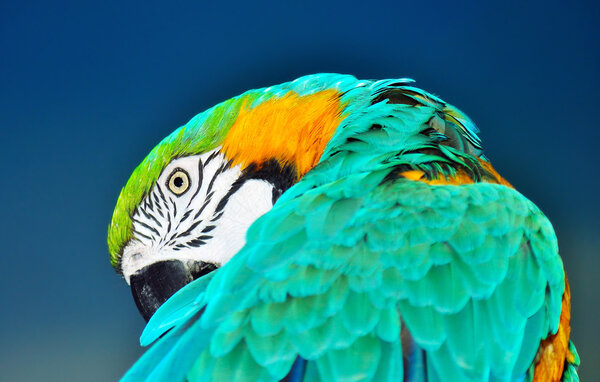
113 151 295 321
108 74 484 321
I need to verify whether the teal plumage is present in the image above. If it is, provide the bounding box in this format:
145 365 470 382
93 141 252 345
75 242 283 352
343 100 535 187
110 74 578 381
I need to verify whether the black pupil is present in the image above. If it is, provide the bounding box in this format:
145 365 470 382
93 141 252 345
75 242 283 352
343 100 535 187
174 176 184 188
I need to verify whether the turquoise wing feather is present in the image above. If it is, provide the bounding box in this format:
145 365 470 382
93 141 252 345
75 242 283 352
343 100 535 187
123 174 564 381
120 75 568 381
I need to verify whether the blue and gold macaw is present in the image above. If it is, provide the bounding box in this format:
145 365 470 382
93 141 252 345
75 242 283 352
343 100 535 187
108 74 579 381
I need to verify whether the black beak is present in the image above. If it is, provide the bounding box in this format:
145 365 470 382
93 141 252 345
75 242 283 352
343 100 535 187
130 260 217 321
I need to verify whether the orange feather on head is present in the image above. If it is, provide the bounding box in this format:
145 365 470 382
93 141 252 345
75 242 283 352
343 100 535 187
221 89 345 177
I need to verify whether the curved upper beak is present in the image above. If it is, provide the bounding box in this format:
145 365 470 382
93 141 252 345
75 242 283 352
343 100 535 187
129 260 217 321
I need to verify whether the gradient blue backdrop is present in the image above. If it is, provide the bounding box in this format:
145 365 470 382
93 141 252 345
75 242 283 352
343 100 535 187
1 1 598 380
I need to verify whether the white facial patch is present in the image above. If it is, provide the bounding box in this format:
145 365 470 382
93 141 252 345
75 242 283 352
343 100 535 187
120 148 275 283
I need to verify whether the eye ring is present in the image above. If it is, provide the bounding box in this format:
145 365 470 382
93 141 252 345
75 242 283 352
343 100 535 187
166 168 190 196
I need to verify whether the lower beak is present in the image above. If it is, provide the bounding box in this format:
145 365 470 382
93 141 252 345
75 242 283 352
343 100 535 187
129 260 217 321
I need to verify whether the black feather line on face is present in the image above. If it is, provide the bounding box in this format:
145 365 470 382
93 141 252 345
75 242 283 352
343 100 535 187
176 219 204 239
132 217 161 238
210 211 224 222
132 228 153 242
166 231 179 244
158 208 173 246
169 197 178 219
151 193 163 218
203 150 219 167
144 193 154 212
185 235 212 247
178 209 193 224
213 159 297 217
185 158 205 210
140 207 162 229
246 159 297 198
156 183 167 203
205 169 219 196
201 225 215 233
194 197 212 220
187 238 206 247
154 203 165 219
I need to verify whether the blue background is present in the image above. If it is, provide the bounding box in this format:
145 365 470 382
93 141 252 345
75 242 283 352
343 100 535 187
1 1 598 380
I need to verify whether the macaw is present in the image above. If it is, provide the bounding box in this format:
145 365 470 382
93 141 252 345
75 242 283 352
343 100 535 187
108 74 579 381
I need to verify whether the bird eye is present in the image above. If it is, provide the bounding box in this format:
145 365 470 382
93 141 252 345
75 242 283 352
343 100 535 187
167 168 190 195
